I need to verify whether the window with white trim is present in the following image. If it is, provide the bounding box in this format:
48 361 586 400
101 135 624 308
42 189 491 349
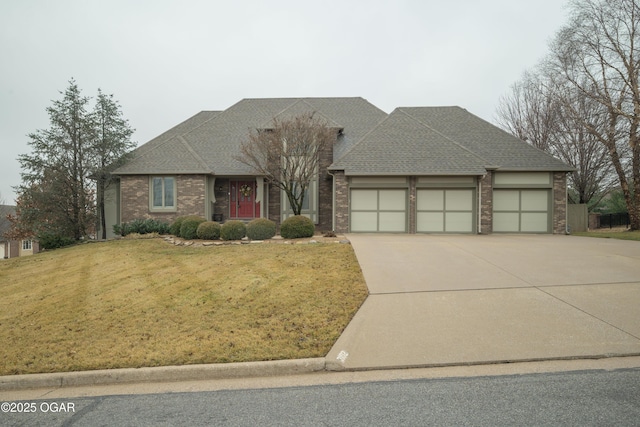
22 240 32 250
151 177 176 210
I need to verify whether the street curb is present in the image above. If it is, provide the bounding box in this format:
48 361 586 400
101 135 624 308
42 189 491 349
324 353 640 372
0 358 326 391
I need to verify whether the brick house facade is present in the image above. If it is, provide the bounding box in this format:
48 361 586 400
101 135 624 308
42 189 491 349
106 98 573 238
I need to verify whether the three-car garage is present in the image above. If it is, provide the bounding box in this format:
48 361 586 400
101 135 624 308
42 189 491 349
347 173 554 234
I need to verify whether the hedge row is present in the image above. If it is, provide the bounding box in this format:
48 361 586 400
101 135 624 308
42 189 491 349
113 218 170 237
168 217 278 241
114 215 314 241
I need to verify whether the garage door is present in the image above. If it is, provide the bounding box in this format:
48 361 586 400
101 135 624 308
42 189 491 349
416 189 474 233
351 189 406 232
493 189 550 233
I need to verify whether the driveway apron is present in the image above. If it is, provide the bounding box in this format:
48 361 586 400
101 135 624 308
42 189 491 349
326 235 640 370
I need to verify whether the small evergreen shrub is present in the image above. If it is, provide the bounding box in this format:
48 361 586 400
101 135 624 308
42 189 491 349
179 216 206 240
280 215 315 239
197 221 221 240
169 216 187 236
246 218 276 240
220 220 247 241
115 218 170 236
37 232 75 250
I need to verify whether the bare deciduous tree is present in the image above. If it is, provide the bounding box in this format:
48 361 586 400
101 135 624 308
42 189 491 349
497 71 615 207
496 71 557 152
548 0 640 229
237 113 336 215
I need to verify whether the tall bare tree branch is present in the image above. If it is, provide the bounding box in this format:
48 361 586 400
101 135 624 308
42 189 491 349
236 113 336 215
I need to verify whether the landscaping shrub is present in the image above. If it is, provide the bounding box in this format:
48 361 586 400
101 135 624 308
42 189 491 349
179 216 206 240
280 215 315 239
37 232 75 250
197 221 221 240
220 220 247 241
114 218 170 236
246 218 276 240
169 216 187 236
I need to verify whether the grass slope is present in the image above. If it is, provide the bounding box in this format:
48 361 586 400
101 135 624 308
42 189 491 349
0 239 368 375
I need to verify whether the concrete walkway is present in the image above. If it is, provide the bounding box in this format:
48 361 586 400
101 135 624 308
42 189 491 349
326 235 640 370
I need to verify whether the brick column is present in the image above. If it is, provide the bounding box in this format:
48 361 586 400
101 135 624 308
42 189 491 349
408 177 416 234
479 172 493 234
553 172 568 234
333 171 349 233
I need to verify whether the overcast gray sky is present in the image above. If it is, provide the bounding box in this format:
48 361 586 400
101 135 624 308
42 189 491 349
0 0 569 203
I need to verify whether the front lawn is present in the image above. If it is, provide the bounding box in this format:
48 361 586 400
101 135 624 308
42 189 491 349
573 229 640 241
0 238 368 375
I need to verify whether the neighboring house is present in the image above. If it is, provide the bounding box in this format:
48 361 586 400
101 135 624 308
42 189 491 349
0 205 39 259
104 98 573 239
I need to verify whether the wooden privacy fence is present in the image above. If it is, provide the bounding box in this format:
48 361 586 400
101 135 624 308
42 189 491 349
568 204 588 232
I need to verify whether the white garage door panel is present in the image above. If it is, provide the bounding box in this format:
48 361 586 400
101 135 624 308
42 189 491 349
494 212 519 232
351 212 378 232
379 190 406 210
417 190 443 210
493 190 519 211
416 188 474 233
521 190 549 211
379 212 406 232
417 212 444 232
446 212 474 232
446 190 473 210
350 189 407 232
521 213 549 232
351 190 378 210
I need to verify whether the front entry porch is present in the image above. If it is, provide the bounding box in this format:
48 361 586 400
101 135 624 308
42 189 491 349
230 180 261 219
210 178 264 223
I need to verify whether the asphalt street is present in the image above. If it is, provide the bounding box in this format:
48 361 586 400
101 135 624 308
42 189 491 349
3 368 639 426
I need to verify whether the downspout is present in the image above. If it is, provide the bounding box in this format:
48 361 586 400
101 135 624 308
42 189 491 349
565 172 569 234
478 174 485 234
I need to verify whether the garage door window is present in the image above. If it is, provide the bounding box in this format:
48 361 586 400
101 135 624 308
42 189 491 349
351 189 406 232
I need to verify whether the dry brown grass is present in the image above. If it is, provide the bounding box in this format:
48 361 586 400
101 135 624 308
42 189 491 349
0 238 368 375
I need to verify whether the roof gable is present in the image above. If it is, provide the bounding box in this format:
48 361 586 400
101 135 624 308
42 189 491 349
330 108 489 175
258 99 343 130
399 107 573 172
113 111 220 175
114 98 386 176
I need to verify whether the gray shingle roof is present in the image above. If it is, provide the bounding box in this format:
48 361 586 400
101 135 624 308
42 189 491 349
113 98 387 176
398 107 574 172
114 111 220 174
114 101 572 177
330 106 573 175
329 108 489 175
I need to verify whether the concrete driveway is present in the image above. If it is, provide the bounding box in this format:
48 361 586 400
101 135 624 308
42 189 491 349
348 234 640 293
326 234 640 370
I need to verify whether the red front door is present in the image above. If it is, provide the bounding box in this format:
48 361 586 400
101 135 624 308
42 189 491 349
230 180 259 218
